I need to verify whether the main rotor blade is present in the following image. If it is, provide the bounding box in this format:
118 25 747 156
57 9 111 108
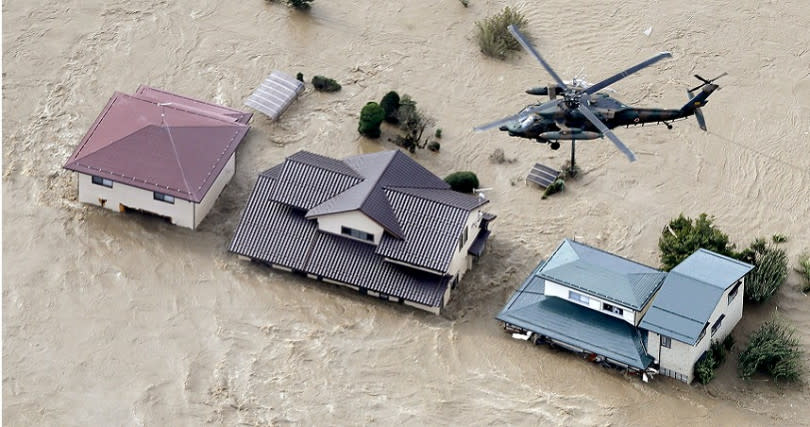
474 99 561 131
577 104 637 161
473 112 525 131
689 72 727 92
507 25 568 90
687 89 707 131
583 52 672 95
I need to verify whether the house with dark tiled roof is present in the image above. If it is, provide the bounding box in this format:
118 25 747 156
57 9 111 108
229 150 495 314
63 86 251 229
497 239 753 383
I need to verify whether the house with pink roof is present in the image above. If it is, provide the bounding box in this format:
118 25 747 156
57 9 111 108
63 86 252 229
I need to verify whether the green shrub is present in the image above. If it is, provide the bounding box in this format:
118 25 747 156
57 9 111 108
427 141 440 152
741 238 788 303
445 171 479 193
723 334 735 352
475 6 528 59
459 0 469 7
380 91 401 124
796 251 810 293
434 128 442 139
312 75 341 92
358 102 385 139
542 178 565 199
738 318 803 382
710 340 727 365
296 72 304 82
695 350 717 385
658 213 736 271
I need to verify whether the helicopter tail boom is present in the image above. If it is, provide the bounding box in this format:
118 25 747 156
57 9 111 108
679 83 718 115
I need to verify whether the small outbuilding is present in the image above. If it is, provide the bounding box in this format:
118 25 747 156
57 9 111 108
498 239 753 383
63 86 251 229
229 149 495 314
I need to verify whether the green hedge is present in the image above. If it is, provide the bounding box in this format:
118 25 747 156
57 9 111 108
445 171 479 193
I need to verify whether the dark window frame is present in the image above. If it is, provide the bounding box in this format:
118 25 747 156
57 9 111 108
711 314 726 336
728 280 741 305
91 175 113 188
661 335 671 349
340 226 374 242
602 302 624 316
153 191 175 204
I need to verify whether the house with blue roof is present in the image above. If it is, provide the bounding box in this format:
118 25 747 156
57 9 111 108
497 239 753 383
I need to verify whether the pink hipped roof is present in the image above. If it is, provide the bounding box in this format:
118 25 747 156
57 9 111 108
64 87 251 202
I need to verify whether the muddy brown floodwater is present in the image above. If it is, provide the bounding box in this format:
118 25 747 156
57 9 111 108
3 0 809 425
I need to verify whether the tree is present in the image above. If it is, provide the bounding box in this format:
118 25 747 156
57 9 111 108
738 318 803 382
445 171 479 193
738 237 788 303
287 0 313 10
380 91 400 124
358 102 385 139
658 213 736 271
394 95 435 153
796 251 810 293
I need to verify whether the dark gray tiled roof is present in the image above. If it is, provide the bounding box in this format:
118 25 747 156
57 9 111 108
640 250 753 345
538 239 666 310
306 150 460 239
386 187 488 211
375 188 470 272
259 163 284 180
229 175 317 270
271 155 362 209
307 232 449 307
497 261 653 370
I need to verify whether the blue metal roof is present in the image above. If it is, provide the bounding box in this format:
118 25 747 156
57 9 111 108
640 250 753 345
537 239 666 310
497 261 653 370
671 249 754 289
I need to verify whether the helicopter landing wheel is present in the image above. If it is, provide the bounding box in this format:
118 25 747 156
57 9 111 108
550 142 561 150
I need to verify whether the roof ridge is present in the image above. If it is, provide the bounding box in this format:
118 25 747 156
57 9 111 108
288 151 363 180
566 238 662 272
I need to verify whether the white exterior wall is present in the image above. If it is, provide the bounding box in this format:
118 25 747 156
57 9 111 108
648 278 745 383
446 209 482 281
544 280 637 325
193 153 235 228
77 172 195 229
316 211 385 245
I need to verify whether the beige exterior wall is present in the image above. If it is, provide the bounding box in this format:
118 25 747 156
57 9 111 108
648 278 745 383
544 280 637 325
193 153 235 228
316 210 385 245
77 172 195 228
446 209 483 281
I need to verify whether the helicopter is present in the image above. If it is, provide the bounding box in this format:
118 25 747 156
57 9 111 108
475 25 725 173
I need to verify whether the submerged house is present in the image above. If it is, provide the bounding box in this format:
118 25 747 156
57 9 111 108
229 150 495 314
63 86 252 230
497 239 753 383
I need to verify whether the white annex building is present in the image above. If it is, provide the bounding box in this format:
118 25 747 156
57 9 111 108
229 150 496 314
63 86 251 230
498 239 753 383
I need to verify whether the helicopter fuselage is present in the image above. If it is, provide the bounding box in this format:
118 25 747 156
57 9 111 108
500 91 706 143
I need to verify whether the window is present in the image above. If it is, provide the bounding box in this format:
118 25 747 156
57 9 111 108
602 302 624 316
91 175 113 188
728 280 741 305
458 225 469 251
153 191 175 204
568 290 590 305
340 226 374 242
711 314 726 336
661 335 671 349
